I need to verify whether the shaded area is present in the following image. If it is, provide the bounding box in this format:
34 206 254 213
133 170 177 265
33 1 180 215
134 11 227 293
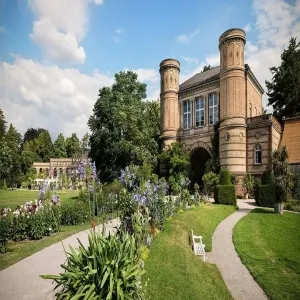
145 204 235 300
233 208 300 300
190 147 211 188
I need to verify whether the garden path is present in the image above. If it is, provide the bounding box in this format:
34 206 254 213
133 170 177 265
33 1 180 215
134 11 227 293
0 218 119 300
210 199 268 300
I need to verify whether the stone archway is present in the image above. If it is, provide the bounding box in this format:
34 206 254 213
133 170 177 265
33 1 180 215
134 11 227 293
189 146 211 189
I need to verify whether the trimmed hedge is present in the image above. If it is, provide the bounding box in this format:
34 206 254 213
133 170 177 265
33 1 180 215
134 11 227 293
214 185 236 205
219 170 232 185
255 184 276 208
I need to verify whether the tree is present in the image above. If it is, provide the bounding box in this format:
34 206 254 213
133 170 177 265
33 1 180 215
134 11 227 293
4 124 22 188
89 71 160 182
266 37 300 122
271 146 293 214
22 128 46 149
53 133 67 158
35 130 54 162
21 150 41 174
205 121 220 173
159 141 190 179
0 109 6 142
80 133 90 156
65 133 80 158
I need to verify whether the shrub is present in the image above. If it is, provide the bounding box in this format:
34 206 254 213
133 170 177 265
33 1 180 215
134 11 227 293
219 170 232 185
11 215 28 241
27 213 45 240
255 184 276 208
202 172 219 195
60 200 89 225
0 217 11 253
285 199 300 212
214 185 236 205
41 232 145 299
293 173 300 200
243 174 255 196
261 169 274 184
41 205 60 233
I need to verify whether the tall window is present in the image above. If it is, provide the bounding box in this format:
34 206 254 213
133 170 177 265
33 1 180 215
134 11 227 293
209 93 218 125
195 97 205 127
254 144 262 164
183 101 191 129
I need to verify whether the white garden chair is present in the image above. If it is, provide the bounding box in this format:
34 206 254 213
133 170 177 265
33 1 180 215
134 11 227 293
191 229 206 261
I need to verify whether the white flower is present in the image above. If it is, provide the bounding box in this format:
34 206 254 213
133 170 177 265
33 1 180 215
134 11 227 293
21 205 23 208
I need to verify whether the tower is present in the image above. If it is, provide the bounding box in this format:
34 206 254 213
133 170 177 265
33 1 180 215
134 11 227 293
159 59 180 148
219 29 247 177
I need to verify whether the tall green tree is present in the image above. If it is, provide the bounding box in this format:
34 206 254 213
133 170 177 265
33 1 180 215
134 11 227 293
5 124 22 187
53 133 67 158
266 37 300 122
80 133 90 156
0 109 6 142
89 71 160 182
65 133 80 158
35 130 54 162
22 127 46 148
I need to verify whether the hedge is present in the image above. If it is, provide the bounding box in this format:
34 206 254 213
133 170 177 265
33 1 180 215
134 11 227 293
255 184 276 208
219 170 232 185
214 185 236 205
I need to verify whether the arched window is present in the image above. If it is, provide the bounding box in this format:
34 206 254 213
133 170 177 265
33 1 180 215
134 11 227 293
249 103 252 118
254 144 262 165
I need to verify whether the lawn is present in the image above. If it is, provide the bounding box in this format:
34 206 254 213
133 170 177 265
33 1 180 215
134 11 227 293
233 209 300 300
0 189 79 210
144 204 236 300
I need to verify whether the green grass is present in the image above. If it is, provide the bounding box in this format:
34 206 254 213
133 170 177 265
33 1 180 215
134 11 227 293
144 204 237 300
233 209 300 300
0 189 79 210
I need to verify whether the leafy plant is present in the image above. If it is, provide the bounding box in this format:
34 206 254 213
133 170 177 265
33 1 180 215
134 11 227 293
27 213 45 240
60 200 88 225
11 215 28 241
219 170 232 185
41 232 145 299
243 174 255 196
0 216 11 253
202 172 219 196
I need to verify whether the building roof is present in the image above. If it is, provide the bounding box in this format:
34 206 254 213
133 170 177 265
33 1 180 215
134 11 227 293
179 66 220 91
281 116 300 164
179 64 264 94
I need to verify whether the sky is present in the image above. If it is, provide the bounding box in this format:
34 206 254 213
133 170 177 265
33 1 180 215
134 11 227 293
0 0 300 140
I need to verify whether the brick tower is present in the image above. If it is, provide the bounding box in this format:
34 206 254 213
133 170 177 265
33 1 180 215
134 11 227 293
159 59 180 148
219 29 247 180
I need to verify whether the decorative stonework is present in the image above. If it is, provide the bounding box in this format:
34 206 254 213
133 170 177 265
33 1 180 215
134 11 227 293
255 132 260 139
225 132 231 141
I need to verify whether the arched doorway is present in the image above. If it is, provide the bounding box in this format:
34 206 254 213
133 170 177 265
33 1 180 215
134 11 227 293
190 147 211 189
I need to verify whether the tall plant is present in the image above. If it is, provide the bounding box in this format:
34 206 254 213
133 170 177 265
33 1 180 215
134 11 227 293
271 146 293 214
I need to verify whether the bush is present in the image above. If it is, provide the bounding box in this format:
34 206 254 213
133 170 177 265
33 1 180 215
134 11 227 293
202 172 219 195
293 173 300 200
60 200 89 225
219 170 232 185
0 217 11 253
41 232 145 299
11 215 28 241
243 174 255 196
261 169 274 184
27 213 46 240
284 199 300 212
214 185 236 205
255 184 276 208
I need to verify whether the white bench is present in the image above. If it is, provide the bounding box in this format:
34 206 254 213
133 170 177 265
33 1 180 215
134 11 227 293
191 229 206 261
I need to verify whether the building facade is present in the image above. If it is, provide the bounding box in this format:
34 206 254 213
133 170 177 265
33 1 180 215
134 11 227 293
160 28 282 188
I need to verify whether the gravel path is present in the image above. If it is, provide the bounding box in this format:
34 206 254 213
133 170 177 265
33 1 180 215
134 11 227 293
0 218 119 300
210 199 268 300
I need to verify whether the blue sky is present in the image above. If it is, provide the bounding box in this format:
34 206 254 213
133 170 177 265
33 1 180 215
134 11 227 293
0 0 299 138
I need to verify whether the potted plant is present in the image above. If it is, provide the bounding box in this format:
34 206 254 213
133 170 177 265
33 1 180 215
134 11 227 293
271 146 293 214
243 174 254 199
202 172 219 201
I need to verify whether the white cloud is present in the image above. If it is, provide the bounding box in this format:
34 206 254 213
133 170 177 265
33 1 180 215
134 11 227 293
0 58 113 138
30 17 86 64
131 68 159 83
28 0 103 64
177 28 199 43
181 56 199 64
116 28 123 34
244 23 252 33
246 0 300 109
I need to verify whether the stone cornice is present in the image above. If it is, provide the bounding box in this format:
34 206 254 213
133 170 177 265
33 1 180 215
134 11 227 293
219 36 246 49
179 79 219 98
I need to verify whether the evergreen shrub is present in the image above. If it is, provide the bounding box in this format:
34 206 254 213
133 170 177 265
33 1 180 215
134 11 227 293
214 185 236 205
255 184 276 207
219 170 232 185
